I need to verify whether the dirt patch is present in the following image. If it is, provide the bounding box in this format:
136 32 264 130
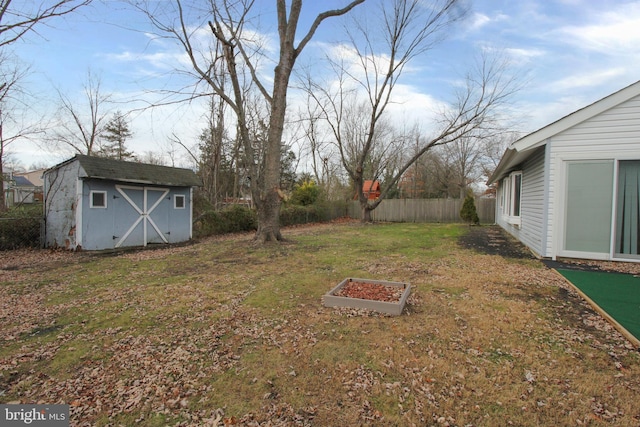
458 225 537 259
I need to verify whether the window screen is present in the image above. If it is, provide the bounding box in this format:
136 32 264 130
174 194 185 209
90 191 107 208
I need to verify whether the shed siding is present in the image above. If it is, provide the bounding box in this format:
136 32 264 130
44 161 82 249
81 180 127 250
79 180 194 250
544 95 640 258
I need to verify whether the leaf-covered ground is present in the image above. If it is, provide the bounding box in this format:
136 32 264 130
1 222 639 426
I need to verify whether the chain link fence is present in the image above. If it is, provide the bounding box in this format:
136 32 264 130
0 214 43 250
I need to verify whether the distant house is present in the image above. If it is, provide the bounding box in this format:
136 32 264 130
16 169 45 188
15 169 46 203
488 80 640 262
362 180 381 200
3 173 39 207
43 155 202 250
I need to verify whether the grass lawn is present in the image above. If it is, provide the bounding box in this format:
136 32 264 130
1 222 639 426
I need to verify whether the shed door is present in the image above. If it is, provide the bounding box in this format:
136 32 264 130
114 185 170 248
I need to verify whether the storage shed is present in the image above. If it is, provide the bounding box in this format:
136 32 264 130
488 80 640 262
43 155 202 250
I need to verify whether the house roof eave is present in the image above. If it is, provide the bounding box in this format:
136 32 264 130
512 79 640 153
487 142 547 185
487 148 517 185
489 79 640 185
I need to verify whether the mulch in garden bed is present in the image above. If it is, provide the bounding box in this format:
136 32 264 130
334 280 403 302
458 225 537 259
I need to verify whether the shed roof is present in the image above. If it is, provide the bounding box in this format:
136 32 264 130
47 154 202 187
487 79 640 185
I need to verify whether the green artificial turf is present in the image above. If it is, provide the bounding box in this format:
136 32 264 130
557 269 640 342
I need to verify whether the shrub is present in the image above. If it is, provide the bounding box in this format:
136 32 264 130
193 200 349 238
194 204 257 237
0 205 43 249
290 180 321 206
280 204 324 226
460 191 480 225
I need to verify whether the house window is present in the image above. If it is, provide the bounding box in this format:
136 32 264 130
501 171 522 226
90 191 107 208
174 194 185 209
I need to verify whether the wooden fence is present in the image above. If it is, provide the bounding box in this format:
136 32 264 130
347 198 495 224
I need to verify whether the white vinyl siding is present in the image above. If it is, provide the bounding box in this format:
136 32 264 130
519 147 546 256
545 95 640 259
496 146 546 257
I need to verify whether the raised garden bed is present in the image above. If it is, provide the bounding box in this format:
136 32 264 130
323 278 411 316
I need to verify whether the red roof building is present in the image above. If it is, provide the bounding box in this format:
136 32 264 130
362 180 381 200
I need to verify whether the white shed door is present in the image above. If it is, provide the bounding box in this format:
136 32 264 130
114 185 170 248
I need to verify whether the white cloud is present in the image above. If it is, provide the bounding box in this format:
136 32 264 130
552 3 640 54
504 47 545 62
547 68 627 93
468 12 491 31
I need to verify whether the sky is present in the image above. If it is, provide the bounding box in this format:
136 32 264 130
4 0 640 171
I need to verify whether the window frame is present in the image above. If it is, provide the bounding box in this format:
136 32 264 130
501 171 522 226
174 194 186 209
90 190 107 209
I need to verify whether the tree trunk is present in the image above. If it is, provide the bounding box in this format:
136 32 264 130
255 76 287 242
0 121 6 211
362 204 372 222
255 189 283 242
253 1 298 243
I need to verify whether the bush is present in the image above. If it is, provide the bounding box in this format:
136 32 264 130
194 204 257 237
280 204 326 226
193 200 349 238
290 180 321 206
0 205 43 249
460 191 480 225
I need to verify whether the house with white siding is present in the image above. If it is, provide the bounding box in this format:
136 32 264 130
488 80 640 262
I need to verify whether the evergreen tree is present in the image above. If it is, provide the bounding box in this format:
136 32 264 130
98 111 134 160
460 190 480 225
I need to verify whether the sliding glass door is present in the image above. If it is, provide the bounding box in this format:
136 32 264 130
564 161 614 256
615 160 640 259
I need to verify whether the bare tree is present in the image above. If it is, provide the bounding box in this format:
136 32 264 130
440 135 485 198
0 0 91 49
0 52 44 210
0 0 91 207
479 131 519 196
307 0 518 221
53 70 111 156
135 0 366 242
